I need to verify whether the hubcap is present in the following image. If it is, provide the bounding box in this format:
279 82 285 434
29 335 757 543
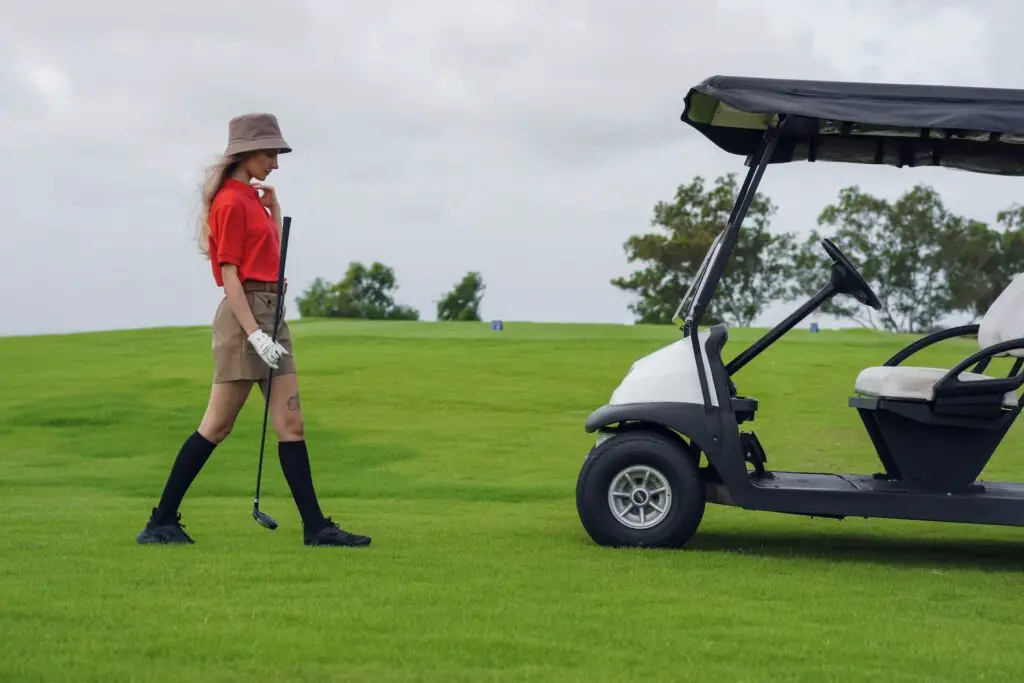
607 465 672 530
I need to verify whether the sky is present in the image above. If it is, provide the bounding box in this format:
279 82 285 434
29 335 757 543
3 0 1024 337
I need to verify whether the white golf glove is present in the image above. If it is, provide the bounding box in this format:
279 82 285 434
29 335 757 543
247 329 289 369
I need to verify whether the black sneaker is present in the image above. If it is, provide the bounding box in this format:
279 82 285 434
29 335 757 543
136 508 195 545
304 517 371 547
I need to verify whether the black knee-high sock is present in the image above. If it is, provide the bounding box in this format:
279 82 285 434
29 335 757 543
278 440 326 530
154 431 217 523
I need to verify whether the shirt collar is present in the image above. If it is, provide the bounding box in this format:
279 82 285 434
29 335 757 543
222 177 259 198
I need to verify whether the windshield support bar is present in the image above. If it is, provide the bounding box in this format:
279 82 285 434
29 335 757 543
687 119 788 414
690 120 787 330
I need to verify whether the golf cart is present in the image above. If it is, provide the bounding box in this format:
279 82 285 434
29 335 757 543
576 75 1024 548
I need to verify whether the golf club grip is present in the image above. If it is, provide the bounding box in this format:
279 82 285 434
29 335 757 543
271 216 291 340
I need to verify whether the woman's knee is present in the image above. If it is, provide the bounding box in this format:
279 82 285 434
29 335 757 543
198 380 252 444
198 416 236 444
274 411 305 442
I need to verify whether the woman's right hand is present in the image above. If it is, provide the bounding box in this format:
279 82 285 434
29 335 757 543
247 329 289 369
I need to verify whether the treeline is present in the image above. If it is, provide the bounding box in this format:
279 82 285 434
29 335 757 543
294 173 1024 333
296 262 485 322
612 174 1024 333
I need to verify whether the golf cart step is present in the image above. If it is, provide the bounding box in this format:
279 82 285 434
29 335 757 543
740 431 770 478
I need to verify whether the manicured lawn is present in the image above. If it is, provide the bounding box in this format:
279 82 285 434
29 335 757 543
2 319 1023 682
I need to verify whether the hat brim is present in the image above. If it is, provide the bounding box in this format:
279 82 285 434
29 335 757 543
225 136 292 156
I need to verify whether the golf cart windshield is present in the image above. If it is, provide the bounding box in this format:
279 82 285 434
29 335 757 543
674 75 1024 333
672 230 724 330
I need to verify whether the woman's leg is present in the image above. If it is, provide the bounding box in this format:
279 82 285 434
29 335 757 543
137 380 253 544
259 371 370 547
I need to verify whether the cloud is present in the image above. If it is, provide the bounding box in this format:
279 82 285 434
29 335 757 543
3 0 1023 337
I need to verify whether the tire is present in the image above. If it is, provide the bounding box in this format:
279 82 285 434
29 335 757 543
575 428 705 549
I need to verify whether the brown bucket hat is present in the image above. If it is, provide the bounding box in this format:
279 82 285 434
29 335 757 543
224 112 292 157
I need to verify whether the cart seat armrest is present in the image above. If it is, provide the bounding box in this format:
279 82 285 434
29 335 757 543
884 324 979 367
934 337 1024 399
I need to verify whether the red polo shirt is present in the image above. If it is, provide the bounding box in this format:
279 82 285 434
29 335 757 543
208 178 281 287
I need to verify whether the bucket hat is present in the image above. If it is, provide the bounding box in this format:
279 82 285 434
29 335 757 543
224 112 292 157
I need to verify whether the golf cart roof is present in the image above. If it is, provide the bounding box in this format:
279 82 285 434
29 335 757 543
681 76 1024 175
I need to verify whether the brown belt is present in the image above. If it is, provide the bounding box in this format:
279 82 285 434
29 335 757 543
243 280 286 294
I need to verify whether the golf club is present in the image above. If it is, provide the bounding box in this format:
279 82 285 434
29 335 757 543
252 214 292 530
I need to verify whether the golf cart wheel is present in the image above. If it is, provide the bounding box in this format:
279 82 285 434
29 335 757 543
576 428 705 549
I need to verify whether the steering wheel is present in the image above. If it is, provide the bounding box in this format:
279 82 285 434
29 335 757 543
822 238 882 310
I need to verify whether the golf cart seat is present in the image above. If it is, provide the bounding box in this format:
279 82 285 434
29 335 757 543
854 272 1024 414
854 366 1018 408
849 273 1024 490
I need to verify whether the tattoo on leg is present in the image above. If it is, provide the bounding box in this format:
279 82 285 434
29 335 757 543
287 394 300 411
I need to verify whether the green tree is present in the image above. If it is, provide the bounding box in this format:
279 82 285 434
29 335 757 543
611 173 799 327
793 185 960 333
295 261 420 321
436 271 485 321
943 204 1024 321
294 277 335 318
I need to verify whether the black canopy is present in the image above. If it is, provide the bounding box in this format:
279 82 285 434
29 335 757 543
681 76 1024 175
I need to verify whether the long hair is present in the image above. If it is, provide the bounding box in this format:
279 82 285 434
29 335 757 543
196 153 242 258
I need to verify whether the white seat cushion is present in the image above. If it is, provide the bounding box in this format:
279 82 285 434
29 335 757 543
855 366 1018 406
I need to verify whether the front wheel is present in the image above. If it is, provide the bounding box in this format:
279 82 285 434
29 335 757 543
576 429 705 548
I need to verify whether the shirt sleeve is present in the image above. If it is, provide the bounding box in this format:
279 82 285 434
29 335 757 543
211 199 247 266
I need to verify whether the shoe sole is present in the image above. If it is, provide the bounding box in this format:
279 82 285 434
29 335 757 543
304 539 371 547
136 532 194 545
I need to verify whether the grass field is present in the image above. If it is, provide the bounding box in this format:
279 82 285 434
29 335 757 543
3 318 1024 682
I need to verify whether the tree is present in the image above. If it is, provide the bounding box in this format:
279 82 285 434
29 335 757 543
436 271 485 321
943 204 1024 322
295 261 420 320
792 185 961 333
611 173 799 327
294 277 335 318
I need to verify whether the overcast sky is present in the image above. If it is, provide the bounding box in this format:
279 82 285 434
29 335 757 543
3 0 1023 337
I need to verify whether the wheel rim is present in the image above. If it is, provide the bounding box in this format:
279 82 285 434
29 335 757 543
607 465 672 530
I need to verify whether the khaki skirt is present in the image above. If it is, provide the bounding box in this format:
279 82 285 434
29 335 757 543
211 282 296 383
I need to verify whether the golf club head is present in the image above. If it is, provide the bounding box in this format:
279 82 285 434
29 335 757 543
252 503 278 530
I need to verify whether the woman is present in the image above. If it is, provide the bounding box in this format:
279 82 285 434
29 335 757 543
136 112 370 548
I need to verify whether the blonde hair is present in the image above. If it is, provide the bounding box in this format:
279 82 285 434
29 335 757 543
196 153 242 257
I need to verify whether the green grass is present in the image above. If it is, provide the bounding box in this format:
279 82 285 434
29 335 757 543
3 319 1024 682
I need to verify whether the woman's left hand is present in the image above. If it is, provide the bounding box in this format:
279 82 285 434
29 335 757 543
252 182 279 209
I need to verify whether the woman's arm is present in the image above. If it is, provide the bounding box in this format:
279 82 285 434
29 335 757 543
211 198 261 334
221 263 260 336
